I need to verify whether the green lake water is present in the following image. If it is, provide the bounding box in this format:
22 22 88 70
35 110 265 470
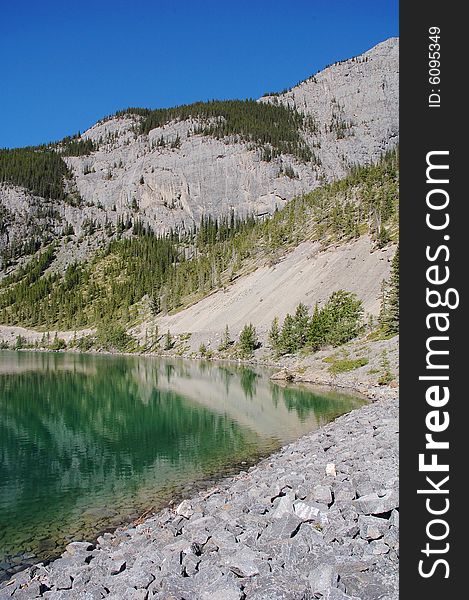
0 350 365 573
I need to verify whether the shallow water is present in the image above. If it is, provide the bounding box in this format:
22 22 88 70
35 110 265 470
0 350 364 573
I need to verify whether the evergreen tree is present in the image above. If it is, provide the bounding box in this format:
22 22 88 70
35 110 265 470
293 303 310 349
119 99 313 162
377 226 391 248
51 334 66 350
321 290 363 347
238 323 259 358
150 295 161 316
164 330 174 350
380 246 399 335
279 314 296 355
59 135 97 156
218 325 232 351
95 324 133 351
268 316 281 352
171 134 181 149
152 324 159 347
307 303 324 350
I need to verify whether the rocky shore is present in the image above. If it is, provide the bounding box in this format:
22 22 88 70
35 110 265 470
0 389 398 600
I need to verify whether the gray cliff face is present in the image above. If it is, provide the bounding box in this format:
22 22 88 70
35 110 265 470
262 37 399 178
67 116 314 233
0 38 398 273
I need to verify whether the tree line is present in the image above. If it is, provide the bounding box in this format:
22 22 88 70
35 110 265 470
0 129 98 202
0 147 72 201
268 291 363 356
0 150 398 330
117 99 314 162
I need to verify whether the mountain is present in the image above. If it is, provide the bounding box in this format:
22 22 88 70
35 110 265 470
0 38 398 274
0 149 399 339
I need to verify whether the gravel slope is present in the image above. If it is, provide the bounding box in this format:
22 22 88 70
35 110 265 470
149 237 394 351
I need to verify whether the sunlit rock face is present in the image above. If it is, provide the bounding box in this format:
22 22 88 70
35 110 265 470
0 38 398 272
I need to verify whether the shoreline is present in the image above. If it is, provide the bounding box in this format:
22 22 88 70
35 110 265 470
1 331 398 402
0 385 398 600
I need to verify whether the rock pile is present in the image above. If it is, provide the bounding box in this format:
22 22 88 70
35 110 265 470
0 395 398 600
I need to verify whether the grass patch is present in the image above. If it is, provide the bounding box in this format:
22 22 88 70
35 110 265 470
366 328 398 342
355 344 369 353
378 370 394 385
327 357 369 375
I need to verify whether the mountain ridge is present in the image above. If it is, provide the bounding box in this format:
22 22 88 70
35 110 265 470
0 38 398 275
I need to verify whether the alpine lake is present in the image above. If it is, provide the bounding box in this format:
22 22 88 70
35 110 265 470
0 350 365 576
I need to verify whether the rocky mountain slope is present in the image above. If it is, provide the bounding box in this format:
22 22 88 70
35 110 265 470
0 148 398 331
148 236 394 352
0 38 398 274
261 37 398 176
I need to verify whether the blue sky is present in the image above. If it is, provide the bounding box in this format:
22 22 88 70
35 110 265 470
0 0 398 148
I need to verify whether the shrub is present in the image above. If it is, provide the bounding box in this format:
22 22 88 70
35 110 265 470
50 335 67 351
95 324 134 351
15 335 26 350
77 335 94 351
